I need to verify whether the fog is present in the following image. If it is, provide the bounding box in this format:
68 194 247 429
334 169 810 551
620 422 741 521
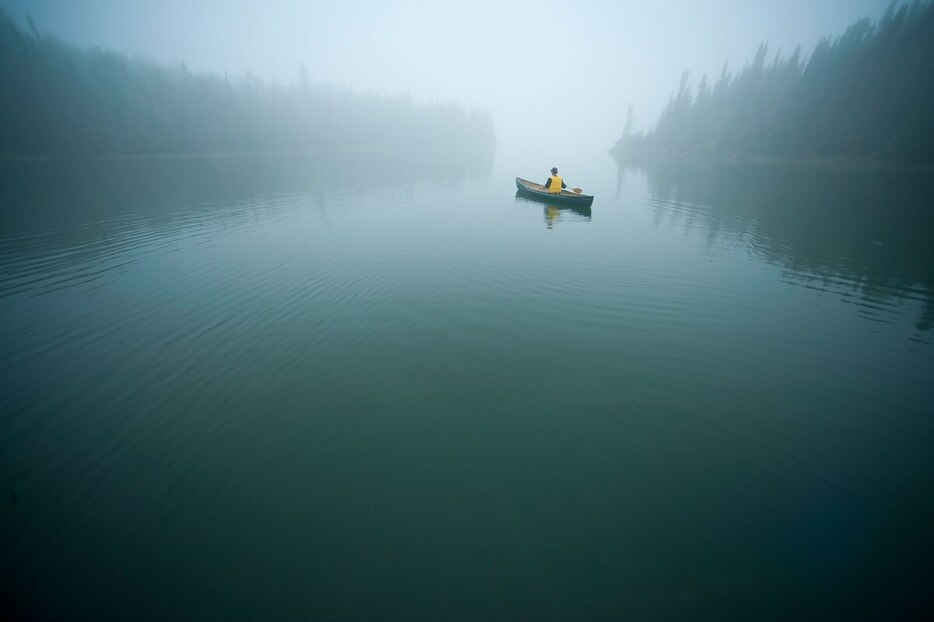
2 0 893 159
4 2 934 619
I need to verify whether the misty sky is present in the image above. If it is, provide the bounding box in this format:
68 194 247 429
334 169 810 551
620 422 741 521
3 0 893 157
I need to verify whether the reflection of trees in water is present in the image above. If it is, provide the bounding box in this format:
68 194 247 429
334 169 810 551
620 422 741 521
0 151 492 292
1 150 491 233
624 160 934 332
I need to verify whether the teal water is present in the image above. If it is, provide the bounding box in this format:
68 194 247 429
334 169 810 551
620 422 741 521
2 153 933 619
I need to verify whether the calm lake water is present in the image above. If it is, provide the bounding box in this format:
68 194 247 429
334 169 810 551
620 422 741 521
2 151 933 619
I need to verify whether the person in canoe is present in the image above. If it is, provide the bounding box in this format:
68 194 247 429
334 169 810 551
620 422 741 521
544 167 567 194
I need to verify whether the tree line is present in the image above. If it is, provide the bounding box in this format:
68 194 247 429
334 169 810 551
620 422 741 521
0 8 494 158
612 1 934 164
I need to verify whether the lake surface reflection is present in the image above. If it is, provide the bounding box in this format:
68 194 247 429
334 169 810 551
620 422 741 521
630 160 934 336
1 152 932 619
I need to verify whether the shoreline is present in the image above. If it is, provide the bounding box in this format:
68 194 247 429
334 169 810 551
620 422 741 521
608 149 934 174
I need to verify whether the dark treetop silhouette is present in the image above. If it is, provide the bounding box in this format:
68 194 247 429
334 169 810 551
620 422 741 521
0 8 494 159
613 1 934 166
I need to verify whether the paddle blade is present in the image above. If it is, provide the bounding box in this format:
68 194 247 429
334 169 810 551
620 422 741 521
572 188 582 194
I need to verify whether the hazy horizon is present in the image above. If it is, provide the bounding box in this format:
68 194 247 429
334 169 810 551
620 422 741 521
4 2 934 619
2 0 894 158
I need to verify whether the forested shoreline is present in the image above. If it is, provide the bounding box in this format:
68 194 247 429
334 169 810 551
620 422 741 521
0 8 494 159
612 1 934 167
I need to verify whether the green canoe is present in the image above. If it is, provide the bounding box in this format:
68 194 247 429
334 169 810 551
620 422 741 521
515 177 594 206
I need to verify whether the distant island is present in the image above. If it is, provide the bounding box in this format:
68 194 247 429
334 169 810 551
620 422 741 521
611 1 934 168
0 8 494 160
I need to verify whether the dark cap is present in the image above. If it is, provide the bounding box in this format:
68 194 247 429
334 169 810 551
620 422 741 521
550 167 558 174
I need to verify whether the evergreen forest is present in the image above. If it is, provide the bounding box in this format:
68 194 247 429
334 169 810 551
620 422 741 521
612 1 934 164
0 8 494 159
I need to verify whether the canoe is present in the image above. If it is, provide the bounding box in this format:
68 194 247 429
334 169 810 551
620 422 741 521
515 177 594 205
